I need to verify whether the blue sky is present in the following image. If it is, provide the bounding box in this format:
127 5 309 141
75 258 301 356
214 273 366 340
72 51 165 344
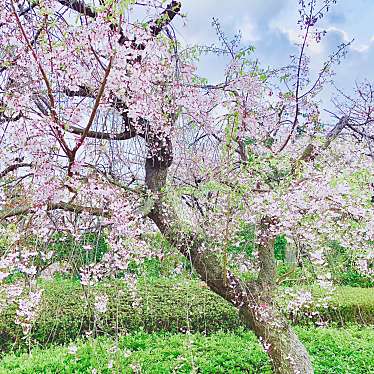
171 0 374 118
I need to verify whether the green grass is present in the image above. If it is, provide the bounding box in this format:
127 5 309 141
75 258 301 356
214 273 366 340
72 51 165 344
0 326 373 373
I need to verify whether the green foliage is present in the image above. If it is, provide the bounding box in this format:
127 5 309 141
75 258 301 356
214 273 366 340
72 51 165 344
324 287 374 325
228 223 287 261
298 325 374 374
339 269 374 288
0 278 372 354
274 234 287 261
134 233 192 278
227 223 255 257
326 241 373 288
276 263 305 287
278 286 374 326
0 278 240 353
0 231 110 278
0 331 271 374
1 327 374 373
50 232 109 270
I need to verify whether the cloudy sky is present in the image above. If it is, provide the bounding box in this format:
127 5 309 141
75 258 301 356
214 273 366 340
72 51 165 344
170 0 374 118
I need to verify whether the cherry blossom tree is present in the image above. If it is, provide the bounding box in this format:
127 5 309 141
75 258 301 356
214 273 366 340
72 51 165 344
0 0 373 372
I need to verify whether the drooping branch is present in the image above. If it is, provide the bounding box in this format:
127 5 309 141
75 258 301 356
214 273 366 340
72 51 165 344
0 111 23 124
36 89 147 141
347 123 374 140
0 25 44 73
276 9 312 155
0 201 108 221
70 57 113 156
0 1 38 28
56 0 97 18
10 2 72 158
63 86 94 98
0 163 32 178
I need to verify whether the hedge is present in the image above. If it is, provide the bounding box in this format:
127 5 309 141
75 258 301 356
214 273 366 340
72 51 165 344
0 278 239 353
279 286 374 326
1 326 373 373
0 278 373 353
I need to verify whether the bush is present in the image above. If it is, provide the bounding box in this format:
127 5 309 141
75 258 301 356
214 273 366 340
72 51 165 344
0 278 241 353
1 327 373 373
45 232 110 272
227 223 287 261
326 241 374 288
321 287 374 326
274 234 287 261
0 278 372 353
339 269 374 288
278 286 374 326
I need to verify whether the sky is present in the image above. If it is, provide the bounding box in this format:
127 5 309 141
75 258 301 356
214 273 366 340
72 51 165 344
170 0 374 119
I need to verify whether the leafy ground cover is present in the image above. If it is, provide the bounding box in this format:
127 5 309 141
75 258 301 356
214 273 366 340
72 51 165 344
1 326 373 373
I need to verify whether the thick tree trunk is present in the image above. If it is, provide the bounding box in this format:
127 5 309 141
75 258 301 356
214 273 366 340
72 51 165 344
144 144 313 373
148 202 313 373
239 299 313 374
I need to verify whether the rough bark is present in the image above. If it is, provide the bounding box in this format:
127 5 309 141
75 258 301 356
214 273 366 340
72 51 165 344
144 138 314 374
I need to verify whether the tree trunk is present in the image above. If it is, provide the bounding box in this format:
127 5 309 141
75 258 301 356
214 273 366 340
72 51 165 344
144 143 314 373
239 301 313 374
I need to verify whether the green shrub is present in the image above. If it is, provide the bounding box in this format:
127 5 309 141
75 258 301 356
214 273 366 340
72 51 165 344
227 223 255 257
278 286 374 326
326 240 373 288
0 278 241 353
1 327 373 374
339 269 374 288
276 263 306 287
46 232 110 271
321 287 374 326
274 234 287 261
227 223 287 261
0 278 372 354
0 331 271 373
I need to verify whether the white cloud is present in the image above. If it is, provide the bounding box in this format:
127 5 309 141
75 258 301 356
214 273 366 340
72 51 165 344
268 24 324 56
171 0 374 94
238 16 259 42
326 27 350 42
352 35 374 53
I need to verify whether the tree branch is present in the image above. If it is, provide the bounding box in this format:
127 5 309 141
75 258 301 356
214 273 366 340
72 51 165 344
38 88 147 141
56 0 181 38
56 0 97 18
10 3 72 158
0 201 108 221
293 115 349 170
149 1 181 37
0 163 31 178
66 125 138 140
71 57 113 153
